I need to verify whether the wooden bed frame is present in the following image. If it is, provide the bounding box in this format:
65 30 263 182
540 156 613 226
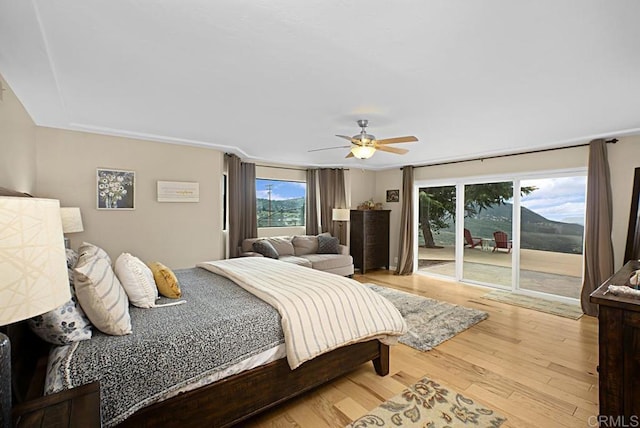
8 319 389 427
2 187 391 427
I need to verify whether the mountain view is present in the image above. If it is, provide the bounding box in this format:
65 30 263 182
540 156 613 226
257 197 305 227
430 202 584 254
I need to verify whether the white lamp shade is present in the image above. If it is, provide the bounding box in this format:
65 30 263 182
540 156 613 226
60 207 84 233
0 197 70 325
332 208 351 222
351 145 376 159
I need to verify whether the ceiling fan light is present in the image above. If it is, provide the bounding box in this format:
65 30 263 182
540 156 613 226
351 145 376 159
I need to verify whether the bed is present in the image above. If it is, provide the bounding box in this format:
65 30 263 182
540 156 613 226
9 250 405 427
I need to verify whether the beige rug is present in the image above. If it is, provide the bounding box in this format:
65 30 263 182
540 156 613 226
482 289 583 320
347 376 507 427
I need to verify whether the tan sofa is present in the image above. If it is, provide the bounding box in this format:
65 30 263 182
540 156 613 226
239 235 354 276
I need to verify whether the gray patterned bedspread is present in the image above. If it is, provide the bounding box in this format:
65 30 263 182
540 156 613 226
46 267 285 427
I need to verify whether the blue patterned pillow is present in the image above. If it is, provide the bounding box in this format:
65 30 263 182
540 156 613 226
253 240 279 259
28 249 93 345
317 235 340 254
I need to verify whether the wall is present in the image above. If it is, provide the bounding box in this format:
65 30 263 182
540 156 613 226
348 168 377 209
0 74 36 193
35 127 225 268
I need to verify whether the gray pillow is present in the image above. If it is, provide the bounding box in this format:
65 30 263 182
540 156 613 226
317 235 340 254
253 240 279 259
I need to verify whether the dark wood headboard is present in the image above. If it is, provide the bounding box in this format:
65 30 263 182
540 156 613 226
0 187 50 402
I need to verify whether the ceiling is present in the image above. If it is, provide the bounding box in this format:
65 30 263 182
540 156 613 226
1 1 640 170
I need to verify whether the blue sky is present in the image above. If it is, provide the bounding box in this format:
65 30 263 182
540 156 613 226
256 179 306 200
521 176 586 225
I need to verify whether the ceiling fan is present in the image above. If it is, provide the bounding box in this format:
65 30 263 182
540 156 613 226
309 119 418 159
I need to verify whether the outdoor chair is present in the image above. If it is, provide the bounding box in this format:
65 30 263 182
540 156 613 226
464 228 482 249
493 231 512 253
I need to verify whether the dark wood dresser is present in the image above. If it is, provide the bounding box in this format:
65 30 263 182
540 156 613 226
590 260 640 425
350 209 390 274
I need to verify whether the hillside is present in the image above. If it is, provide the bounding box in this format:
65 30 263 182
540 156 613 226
432 202 584 254
257 197 305 227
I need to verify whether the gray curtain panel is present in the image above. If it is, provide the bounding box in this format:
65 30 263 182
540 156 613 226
227 154 257 258
318 168 347 243
581 139 614 316
306 169 319 235
396 166 415 275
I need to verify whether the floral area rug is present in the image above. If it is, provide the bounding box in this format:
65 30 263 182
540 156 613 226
347 376 507 427
367 284 488 351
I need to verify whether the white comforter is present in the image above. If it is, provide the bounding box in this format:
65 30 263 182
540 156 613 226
197 257 407 369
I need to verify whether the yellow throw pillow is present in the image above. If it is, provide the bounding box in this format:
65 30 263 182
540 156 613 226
148 262 182 298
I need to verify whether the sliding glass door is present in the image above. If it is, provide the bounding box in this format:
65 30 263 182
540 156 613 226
462 182 513 287
518 176 585 299
417 185 456 279
415 170 586 302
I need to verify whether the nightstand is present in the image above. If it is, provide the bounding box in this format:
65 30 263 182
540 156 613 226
12 381 101 428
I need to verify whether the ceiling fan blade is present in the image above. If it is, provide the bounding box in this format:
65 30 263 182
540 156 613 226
345 151 354 158
375 136 418 145
308 145 350 153
375 145 409 155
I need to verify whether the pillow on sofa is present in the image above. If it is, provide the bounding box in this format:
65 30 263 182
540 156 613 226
74 252 132 336
292 235 318 256
253 240 279 259
148 262 182 298
317 235 340 254
266 237 295 256
115 253 158 308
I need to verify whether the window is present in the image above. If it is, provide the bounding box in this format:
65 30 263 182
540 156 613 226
416 170 586 302
256 179 306 227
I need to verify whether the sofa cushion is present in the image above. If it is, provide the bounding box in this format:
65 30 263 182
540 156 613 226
317 235 340 254
292 235 318 256
242 238 260 253
300 254 353 271
253 240 279 259
279 255 313 268
266 237 295 256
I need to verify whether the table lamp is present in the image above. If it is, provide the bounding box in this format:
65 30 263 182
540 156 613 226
0 197 70 428
332 208 350 244
60 207 84 249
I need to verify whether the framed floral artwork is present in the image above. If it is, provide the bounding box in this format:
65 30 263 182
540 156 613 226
97 168 135 210
386 189 399 203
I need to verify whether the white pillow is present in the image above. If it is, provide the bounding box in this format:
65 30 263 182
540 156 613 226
115 253 158 308
74 252 132 336
78 241 112 265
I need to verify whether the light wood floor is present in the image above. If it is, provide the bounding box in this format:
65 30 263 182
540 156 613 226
245 270 599 428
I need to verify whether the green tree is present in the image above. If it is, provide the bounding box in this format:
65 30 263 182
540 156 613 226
419 183 536 248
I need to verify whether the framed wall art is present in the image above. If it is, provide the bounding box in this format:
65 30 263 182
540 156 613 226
386 189 399 203
97 168 135 210
157 181 200 202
